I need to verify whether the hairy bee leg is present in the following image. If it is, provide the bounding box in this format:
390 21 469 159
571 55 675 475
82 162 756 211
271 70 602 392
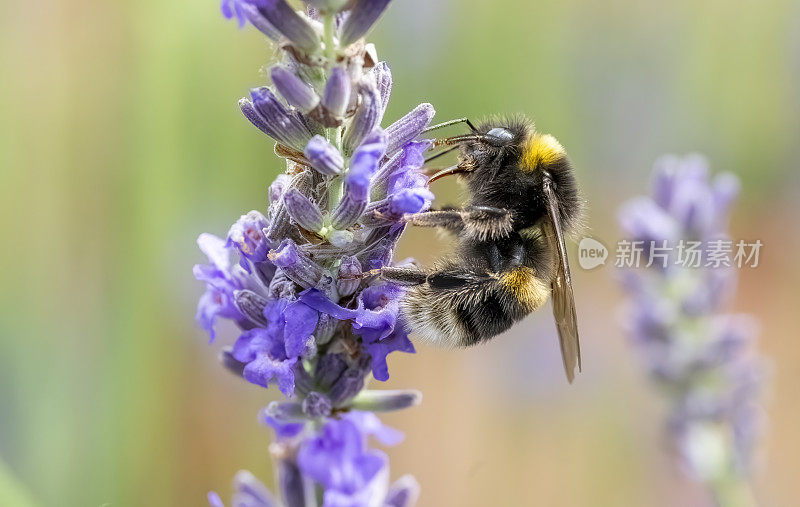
404 206 514 241
379 267 428 287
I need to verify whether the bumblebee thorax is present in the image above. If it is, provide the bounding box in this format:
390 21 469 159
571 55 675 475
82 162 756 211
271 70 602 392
522 133 565 172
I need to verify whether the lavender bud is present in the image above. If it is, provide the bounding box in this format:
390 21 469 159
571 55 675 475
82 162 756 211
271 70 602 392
313 353 348 389
322 67 351 119
249 87 313 151
314 313 338 345
329 368 366 406
278 460 306 507
301 391 332 417
266 169 311 243
264 400 305 421
283 188 324 231
257 0 320 52
372 61 392 117
349 389 422 412
268 239 324 288
385 475 421 507
270 65 320 113
342 82 383 155
339 0 392 46
336 255 362 296
269 269 297 300
219 347 246 377
268 173 293 203
233 290 269 327
384 102 435 154
233 470 278 507
304 135 344 175
239 3 283 40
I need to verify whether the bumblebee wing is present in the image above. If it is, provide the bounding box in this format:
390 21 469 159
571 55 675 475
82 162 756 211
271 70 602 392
542 175 581 383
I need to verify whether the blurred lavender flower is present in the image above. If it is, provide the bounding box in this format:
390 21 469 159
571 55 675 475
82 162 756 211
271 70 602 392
199 1 428 504
618 155 765 506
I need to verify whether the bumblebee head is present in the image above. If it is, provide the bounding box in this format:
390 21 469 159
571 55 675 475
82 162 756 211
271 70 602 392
427 118 531 183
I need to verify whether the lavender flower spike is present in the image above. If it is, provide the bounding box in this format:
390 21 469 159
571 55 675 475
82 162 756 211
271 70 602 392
201 1 432 504
618 155 765 506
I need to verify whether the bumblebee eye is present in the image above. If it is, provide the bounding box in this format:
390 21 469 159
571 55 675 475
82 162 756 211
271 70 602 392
485 127 514 146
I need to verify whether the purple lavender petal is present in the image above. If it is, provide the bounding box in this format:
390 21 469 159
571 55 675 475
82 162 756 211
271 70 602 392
243 354 298 395
384 103 435 154
261 410 306 439
220 0 247 27
283 300 319 357
339 0 393 46
227 211 271 263
389 187 434 215
305 135 344 175
283 188 324 232
257 0 320 52
270 65 320 113
329 134 385 228
365 327 415 381
344 411 404 446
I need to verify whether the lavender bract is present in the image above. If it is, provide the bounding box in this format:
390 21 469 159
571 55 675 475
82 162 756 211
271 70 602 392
618 155 765 506
199 1 428 505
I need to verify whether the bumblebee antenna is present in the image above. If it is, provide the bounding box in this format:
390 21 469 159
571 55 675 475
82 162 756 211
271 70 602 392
422 117 477 134
424 144 461 164
434 134 486 147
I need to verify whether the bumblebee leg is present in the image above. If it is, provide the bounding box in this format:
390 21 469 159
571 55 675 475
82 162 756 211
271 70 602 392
404 206 513 241
379 267 428 287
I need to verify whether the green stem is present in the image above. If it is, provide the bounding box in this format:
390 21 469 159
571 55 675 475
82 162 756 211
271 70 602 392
322 14 335 62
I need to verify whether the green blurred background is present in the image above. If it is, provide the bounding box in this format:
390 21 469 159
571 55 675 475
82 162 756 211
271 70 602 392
1 0 799 505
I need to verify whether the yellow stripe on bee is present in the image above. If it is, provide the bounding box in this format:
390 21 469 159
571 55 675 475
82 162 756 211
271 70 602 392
498 266 550 310
522 134 565 171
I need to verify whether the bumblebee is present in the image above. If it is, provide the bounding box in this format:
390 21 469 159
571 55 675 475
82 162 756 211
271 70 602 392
379 116 583 382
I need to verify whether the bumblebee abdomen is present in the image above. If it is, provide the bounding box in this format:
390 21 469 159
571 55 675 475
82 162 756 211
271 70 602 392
401 266 550 347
